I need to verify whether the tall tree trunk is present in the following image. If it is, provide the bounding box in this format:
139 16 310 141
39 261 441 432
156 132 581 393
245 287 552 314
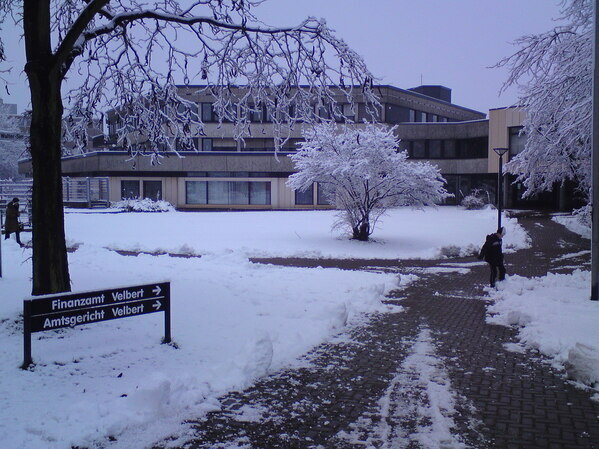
24 0 71 295
28 82 71 295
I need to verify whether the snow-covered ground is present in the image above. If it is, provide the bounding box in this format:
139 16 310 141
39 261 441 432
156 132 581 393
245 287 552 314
0 207 527 449
553 213 591 239
485 217 597 399
64 206 529 259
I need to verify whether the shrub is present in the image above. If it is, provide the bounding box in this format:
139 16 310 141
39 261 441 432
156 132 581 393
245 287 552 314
111 198 174 212
461 194 485 210
461 189 492 210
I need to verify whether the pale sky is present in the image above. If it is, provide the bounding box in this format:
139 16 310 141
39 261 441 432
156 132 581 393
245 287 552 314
0 0 562 115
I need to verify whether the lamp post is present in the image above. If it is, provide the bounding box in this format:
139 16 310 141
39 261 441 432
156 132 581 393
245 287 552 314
493 148 509 230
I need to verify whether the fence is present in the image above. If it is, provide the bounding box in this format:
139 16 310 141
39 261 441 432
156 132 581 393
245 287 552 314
62 177 110 208
0 179 33 226
1 177 110 228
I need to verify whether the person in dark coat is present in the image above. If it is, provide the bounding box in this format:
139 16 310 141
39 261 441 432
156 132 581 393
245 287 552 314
4 197 22 245
478 226 506 287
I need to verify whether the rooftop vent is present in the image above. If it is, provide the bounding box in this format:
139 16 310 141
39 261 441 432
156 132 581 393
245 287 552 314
408 85 452 103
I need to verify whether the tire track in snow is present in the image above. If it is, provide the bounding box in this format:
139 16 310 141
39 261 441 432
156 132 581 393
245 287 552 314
336 326 475 449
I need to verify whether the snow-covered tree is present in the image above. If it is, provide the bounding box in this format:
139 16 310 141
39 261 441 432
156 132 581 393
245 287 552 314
288 123 449 241
496 0 591 209
0 108 26 179
0 1 376 295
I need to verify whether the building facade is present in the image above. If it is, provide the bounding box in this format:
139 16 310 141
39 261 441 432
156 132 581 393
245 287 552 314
20 84 508 209
488 107 584 211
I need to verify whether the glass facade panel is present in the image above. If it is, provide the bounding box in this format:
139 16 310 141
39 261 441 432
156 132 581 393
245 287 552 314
317 183 332 205
384 104 410 124
121 180 140 199
229 182 249 204
444 140 457 158
185 181 271 205
143 181 162 200
249 104 263 122
250 182 271 205
201 103 214 122
208 181 229 204
186 181 207 204
295 184 314 205
429 140 442 158
202 138 213 151
412 141 426 158
509 126 526 157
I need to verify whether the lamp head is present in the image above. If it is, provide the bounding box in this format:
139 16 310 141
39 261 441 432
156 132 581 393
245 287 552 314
493 147 509 157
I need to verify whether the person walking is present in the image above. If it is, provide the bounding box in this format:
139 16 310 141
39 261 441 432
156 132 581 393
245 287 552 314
478 226 506 287
4 197 22 246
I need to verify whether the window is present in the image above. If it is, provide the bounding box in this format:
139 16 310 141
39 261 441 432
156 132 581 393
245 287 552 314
202 138 213 151
317 104 330 121
509 127 526 157
121 180 139 199
186 181 207 204
201 103 214 122
295 184 314 205
429 140 442 158
185 181 271 205
143 181 162 201
342 103 355 121
249 104 264 122
176 137 199 151
411 140 426 158
398 140 412 154
443 140 457 158
249 182 271 205
456 137 487 158
385 104 410 124
317 183 331 205
409 109 416 122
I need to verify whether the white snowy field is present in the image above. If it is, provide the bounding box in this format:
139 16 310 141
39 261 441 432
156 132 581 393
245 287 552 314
64 206 529 259
485 219 597 399
0 207 527 449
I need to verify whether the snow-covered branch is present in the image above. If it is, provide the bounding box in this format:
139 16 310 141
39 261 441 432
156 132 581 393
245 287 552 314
496 0 592 205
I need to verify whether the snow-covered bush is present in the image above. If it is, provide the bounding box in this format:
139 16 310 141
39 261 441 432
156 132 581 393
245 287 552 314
461 194 485 210
111 198 174 212
461 189 491 210
573 204 591 228
288 123 450 241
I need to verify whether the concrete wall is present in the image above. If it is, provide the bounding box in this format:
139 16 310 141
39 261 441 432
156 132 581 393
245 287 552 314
488 107 526 172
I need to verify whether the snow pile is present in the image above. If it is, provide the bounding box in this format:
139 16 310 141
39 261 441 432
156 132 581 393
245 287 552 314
110 198 175 212
486 270 599 391
0 236 399 449
553 212 591 239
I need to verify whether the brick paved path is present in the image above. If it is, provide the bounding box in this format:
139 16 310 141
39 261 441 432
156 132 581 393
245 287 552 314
155 213 596 449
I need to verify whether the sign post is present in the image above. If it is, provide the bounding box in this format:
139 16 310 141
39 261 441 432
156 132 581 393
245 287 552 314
22 281 171 369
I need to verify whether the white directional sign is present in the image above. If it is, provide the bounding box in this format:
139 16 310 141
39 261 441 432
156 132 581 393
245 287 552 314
22 282 171 368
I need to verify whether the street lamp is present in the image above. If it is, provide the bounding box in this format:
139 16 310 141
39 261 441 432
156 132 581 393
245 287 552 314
493 148 509 230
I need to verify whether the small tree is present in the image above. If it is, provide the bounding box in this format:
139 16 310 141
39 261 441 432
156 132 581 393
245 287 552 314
288 123 449 241
496 0 591 211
